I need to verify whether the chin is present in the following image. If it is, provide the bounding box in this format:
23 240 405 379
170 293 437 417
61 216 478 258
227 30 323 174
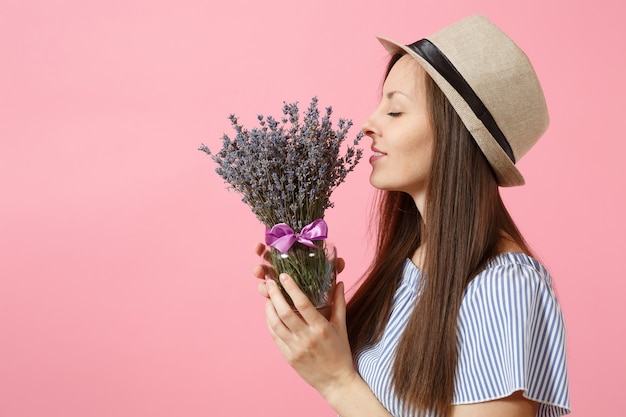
369 179 396 193
369 175 386 191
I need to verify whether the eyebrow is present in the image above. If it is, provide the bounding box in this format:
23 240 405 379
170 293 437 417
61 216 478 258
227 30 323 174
386 90 410 99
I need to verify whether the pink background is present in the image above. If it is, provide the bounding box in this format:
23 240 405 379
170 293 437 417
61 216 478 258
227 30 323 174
1 0 624 416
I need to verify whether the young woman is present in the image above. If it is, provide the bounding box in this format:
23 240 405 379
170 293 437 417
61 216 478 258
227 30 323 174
254 15 570 417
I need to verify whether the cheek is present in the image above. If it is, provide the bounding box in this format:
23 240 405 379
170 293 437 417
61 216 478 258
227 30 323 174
405 126 434 160
404 131 434 174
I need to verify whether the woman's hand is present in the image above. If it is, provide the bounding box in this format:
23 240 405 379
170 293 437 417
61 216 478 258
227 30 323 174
265 272 356 398
252 243 354 396
252 243 394 417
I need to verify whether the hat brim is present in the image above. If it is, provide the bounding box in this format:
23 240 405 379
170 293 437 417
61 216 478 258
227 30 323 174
376 36 525 187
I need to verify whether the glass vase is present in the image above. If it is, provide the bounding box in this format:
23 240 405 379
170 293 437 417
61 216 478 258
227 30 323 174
265 241 337 320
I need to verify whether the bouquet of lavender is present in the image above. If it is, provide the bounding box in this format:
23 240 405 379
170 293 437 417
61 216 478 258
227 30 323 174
199 97 363 313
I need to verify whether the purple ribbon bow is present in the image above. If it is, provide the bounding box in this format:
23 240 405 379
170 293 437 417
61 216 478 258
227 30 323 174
265 219 328 254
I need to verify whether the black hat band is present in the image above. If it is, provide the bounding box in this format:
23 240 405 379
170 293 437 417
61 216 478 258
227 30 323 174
408 39 516 163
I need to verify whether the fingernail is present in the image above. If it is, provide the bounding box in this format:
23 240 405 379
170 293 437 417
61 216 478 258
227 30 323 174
279 274 289 284
266 279 276 288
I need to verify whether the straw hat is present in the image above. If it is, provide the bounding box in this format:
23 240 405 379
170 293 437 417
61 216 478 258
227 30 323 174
377 14 549 186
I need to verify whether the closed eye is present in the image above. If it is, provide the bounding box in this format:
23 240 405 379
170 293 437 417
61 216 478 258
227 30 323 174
387 112 402 117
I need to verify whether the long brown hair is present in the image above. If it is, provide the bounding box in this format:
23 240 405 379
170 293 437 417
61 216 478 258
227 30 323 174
346 52 531 416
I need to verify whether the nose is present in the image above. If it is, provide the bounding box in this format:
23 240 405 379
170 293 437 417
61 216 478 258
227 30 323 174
361 112 377 138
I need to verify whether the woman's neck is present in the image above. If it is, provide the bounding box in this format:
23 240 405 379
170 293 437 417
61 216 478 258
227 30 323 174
411 244 427 269
496 232 526 255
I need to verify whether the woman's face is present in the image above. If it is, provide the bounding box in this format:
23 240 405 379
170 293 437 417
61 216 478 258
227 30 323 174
362 55 434 206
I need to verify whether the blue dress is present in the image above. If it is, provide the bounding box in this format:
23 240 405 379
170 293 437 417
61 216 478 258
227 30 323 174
357 252 570 417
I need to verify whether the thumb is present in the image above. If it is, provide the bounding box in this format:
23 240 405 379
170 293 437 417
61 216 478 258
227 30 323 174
330 281 346 328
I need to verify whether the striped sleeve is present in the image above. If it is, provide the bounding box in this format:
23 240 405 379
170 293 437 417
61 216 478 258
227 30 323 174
454 259 570 416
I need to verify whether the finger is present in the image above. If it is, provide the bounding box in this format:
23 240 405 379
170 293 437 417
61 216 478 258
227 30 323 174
252 264 265 280
258 280 269 298
278 273 320 325
335 257 346 274
330 281 347 329
266 277 307 331
252 264 275 280
254 242 266 256
254 242 271 261
264 298 294 342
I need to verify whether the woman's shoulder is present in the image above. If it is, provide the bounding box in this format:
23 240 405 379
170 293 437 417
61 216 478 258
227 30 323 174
474 251 553 289
456 252 570 415
461 251 559 319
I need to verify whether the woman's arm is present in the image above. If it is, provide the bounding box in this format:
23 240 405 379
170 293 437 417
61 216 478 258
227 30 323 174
451 391 539 417
259 270 393 417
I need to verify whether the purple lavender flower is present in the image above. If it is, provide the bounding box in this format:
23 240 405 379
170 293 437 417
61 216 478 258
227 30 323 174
199 97 363 231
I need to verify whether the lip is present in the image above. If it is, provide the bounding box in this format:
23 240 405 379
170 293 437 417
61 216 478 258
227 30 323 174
370 146 387 164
